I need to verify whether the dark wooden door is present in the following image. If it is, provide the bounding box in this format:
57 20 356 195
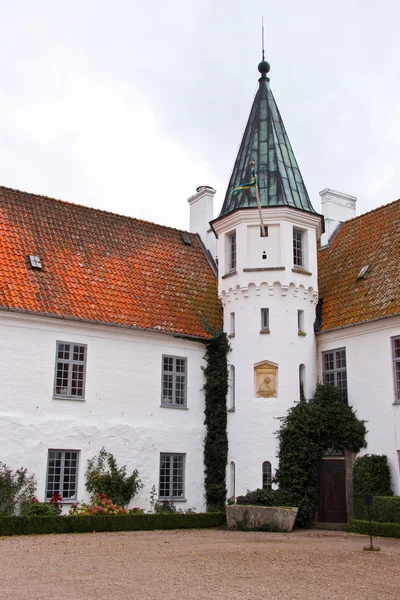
318 459 347 522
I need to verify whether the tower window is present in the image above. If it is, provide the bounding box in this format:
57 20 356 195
228 232 237 272
298 310 305 334
261 308 269 330
228 365 235 410
293 229 304 268
229 312 235 336
262 461 272 490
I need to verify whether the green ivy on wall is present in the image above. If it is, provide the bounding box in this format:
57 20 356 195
274 384 367 527
203 332 230 511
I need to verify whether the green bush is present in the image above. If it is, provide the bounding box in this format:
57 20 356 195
0 462 36 516
349 519 400 539
236 489 295 508
355 496 400 524
0 512 226 537
20 501 60 517
274 384 366 527
353 455 393 519
85 448 142 507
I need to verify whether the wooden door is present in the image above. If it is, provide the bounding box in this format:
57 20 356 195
318 459 347 522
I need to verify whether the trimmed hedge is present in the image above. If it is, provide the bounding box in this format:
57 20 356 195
353 455 393 519
0 512 226 537
354 496 400 523
349 519 400 539
236 488 295 508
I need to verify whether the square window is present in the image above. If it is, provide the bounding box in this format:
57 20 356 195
46 449 79 500
54 342 87 399
322 348 348 402
159 453 185 500
161 356 187 407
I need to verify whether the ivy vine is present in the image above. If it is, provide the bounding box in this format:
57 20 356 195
274 384 367 527
203 331 230 511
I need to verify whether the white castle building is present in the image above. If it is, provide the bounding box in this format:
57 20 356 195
0 57 399 521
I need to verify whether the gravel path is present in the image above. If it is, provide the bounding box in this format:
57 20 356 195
0 528 399 600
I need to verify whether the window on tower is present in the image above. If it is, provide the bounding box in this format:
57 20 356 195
228 231 237 272
293 228 304 268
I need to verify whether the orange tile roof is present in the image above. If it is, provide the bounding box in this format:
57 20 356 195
0 187 222 339
318 199 400 331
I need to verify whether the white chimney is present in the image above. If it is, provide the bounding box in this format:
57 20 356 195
187 186 217 260
319 188 357 246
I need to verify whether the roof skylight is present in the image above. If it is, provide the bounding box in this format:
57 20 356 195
357 265 370 279
28 255 42 269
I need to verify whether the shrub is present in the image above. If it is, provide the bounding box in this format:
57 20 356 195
68 493 129 516
85 448 142 507
353 455 393 519
236 489 295 507
0 462 36 516
20 497 60 517
355 496 400 524
274 384 366 527
349 519 400 539
0 512 226 536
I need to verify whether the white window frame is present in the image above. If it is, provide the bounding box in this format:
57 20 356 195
161 355 187 408
54 341 87 400
227 231 237 272
262 461 272 490
322 348 348 402
228 365 235 411
229 312 235 336
392 336 400 403
46 449 79 501
159 453 185 501
298 309 305 333
293 228 305 269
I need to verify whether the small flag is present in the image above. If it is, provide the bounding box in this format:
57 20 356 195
232 161 256 193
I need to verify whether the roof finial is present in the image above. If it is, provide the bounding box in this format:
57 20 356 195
258 16 270 79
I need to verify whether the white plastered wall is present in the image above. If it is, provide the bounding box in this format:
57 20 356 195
317 315 400 494
0 312 208 511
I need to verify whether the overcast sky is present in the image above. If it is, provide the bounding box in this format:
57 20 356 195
1 1 399 230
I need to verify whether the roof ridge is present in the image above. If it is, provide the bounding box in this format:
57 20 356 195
342 197 400 225
0 184 195 236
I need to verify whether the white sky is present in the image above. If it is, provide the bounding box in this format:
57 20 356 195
1 0 399 230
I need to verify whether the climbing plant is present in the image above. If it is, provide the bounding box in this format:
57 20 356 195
203 331 230 511
274 384 367 527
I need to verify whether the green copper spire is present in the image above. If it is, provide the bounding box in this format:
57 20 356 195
219 59 317 217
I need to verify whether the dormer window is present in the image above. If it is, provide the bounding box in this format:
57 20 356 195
28 255 42 269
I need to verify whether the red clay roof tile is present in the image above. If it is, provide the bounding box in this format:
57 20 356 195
0 187 222 339
318 199 400 331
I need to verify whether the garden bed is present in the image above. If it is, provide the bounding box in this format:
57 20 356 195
0 512 226 536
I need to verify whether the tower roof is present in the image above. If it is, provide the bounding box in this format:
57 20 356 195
219 59 317 218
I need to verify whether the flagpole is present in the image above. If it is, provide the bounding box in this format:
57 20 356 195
250 161 267 237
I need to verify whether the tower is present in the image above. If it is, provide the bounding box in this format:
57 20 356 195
210 58 324 499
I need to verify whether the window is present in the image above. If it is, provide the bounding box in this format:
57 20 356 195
322 348 347 402
261 308 269 330
230 312 235 336
228 365 235 410
46 449 79 500
262 461 272 490
229 461 236 499
159 453 185 500
228 232 237 271
162 356 187 407
54 342 87 399
293 229 304 268
299 364 306 399
392 337 400 403
298 309 305 334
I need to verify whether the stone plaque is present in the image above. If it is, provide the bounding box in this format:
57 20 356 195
255 362 278 398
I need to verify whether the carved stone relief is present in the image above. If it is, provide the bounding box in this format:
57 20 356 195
255 361 278 398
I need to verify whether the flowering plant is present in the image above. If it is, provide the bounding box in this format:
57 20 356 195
68 493 129 516
49 493 63 514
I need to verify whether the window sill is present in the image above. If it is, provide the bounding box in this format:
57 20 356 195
228 333 235 339
160 404 188 410
243 267 285 272
222 270 237 280
393 402 400 406
298 330 307 337
158 498 187 502
53 396 85 402
227 407 235 413
292 267 312 276
260 328 270 334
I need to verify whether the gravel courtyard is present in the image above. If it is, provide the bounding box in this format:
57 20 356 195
0 528 399 600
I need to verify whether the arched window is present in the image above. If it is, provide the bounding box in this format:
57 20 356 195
229 461 236 499
299 364 306 399
262 461 272 490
